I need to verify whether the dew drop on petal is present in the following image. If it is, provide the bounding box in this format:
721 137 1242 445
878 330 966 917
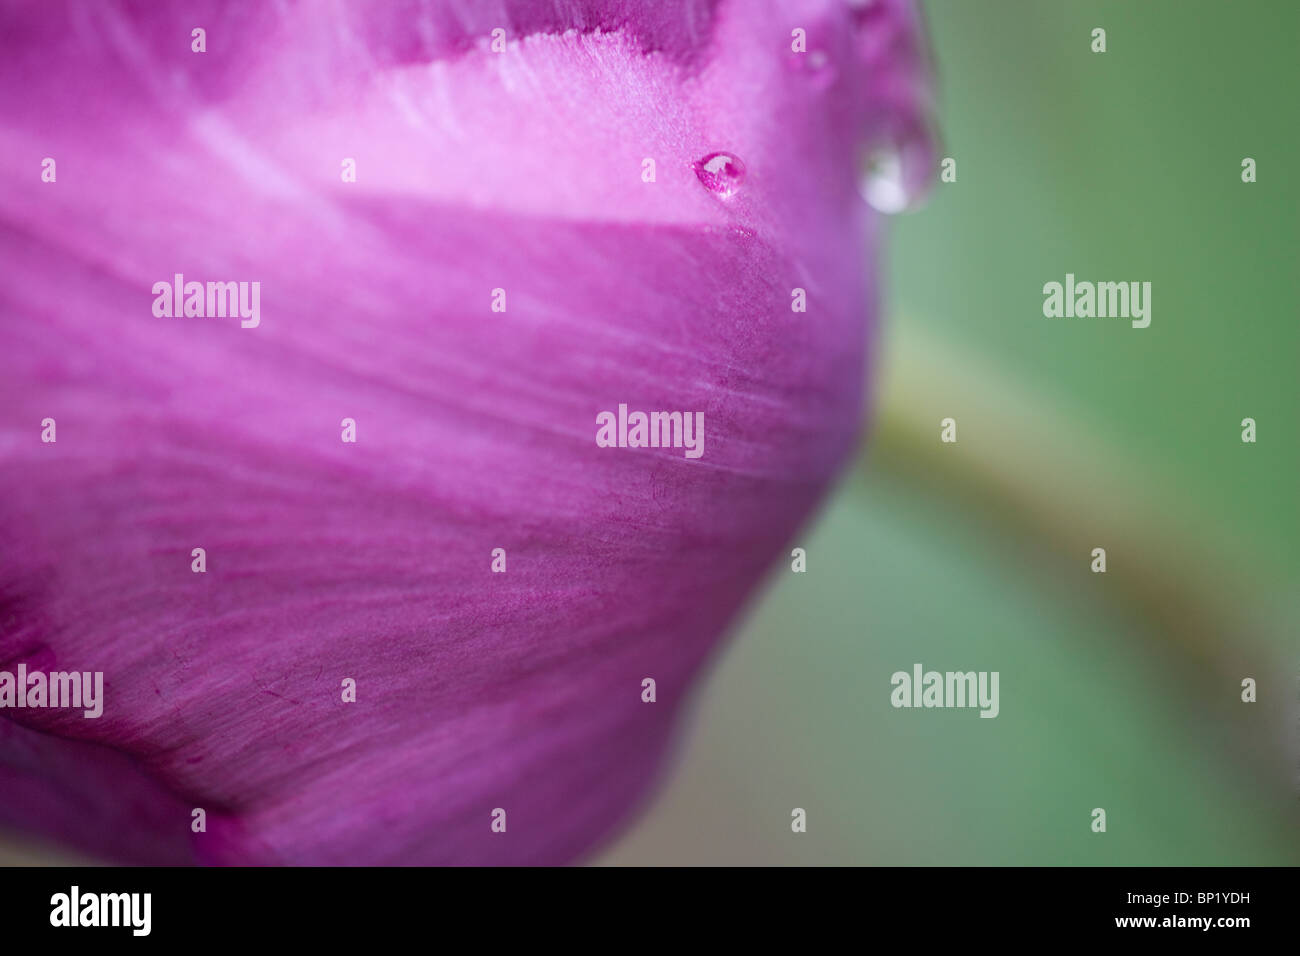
858 134 932 215
785 49 837 89
693 152 747 199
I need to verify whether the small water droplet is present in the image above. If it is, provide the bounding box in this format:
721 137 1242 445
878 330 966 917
785 49 837 88
858 134 932 214
694 151 746 199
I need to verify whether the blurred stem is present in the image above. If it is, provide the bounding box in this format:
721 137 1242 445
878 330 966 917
864 318 1296 807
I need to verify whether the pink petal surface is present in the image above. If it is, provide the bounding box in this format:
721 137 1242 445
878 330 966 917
0 0 930 864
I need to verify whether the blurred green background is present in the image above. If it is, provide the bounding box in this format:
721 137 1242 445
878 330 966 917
595 0 1299 865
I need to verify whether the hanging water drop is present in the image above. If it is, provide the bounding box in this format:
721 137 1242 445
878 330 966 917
693 152 746 199
858 134 932 214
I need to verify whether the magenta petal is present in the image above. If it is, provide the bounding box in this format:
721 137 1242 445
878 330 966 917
0 1 931 864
